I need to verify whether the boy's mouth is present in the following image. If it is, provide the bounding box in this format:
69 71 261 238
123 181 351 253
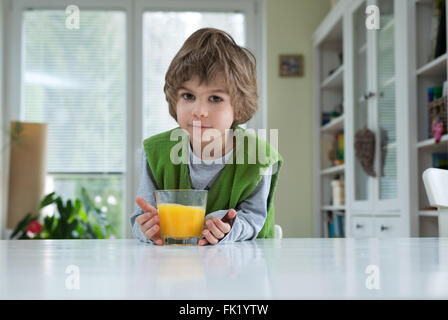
190 124 212 129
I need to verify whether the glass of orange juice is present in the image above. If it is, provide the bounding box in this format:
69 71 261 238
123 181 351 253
155 189 208 246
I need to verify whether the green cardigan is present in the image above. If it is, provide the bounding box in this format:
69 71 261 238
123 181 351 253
143 126 283 238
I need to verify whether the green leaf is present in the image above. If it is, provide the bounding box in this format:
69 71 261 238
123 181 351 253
92 225 104 239
66 199 73 218
75 224 85 238
43 215 54 233
9 213 34 239
106 224 116 236
74 199 82 215
40 192 57 209
78 208 88 222
56 197 65 220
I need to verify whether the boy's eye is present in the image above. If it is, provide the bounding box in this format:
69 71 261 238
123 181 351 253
209 96 223 103
182 93 195 101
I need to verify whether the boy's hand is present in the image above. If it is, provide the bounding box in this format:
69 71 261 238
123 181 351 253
135 197 163 246
199 209 237 246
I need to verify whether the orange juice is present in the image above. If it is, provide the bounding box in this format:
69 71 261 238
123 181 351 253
157 203 206 239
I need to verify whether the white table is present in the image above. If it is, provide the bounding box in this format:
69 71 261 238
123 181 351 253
1 238 447 299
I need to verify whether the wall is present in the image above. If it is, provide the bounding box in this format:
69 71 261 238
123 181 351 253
266 0 331 237
0 0 5 239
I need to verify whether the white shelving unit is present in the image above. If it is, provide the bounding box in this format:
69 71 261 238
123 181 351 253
314 0 447 238
313 1 346 238
413 0 448 237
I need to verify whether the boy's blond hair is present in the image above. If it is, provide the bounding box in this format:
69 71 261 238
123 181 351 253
164 28 258 127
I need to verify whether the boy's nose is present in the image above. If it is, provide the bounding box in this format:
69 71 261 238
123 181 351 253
192 101 208 118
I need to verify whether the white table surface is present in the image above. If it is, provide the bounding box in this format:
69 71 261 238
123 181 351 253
1 238 447 300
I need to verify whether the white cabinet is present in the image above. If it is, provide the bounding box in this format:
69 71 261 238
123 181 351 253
347 0 400 213
350 215 402 237
374 216 402 238
350 216 374 237
314 0 446 238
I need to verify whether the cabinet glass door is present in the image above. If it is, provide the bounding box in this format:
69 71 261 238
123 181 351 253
376 0 397 201
353 2 370 202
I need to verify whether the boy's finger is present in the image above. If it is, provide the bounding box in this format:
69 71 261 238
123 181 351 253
135 210 157 225
151 233 163 246
198 238 208 246
136 197 158 215
203 229 218 245
206 220 225 239
213 218 231 234
144 224 159 240
141 215 159 233
222 209 237 223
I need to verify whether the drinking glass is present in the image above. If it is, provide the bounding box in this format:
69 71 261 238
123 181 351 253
155 189 208 245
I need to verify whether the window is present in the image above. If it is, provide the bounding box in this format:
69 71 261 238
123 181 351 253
22 10 126 237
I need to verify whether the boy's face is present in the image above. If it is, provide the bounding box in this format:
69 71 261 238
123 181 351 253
176 73 236 148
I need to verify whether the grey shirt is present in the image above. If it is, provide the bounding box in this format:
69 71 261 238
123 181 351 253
130 141 273 244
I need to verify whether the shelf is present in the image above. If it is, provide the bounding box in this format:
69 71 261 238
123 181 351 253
416 53 447 77
321 164 345 176
416 134 448 149
321 114 344 133
322 205 346 211
419 210 438 217
321 65 344 89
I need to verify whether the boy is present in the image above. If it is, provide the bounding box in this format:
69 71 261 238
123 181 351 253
130 28 283 245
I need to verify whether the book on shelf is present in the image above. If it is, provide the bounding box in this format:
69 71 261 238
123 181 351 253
328 216 336 238
326 211 345 238
331 133 344 166
337 133 344 161
435 0 446 59
427 87 447 139
433 153 448 169
322 133 344 169
429 0 446 61
334 211 345 238
322 112 331 126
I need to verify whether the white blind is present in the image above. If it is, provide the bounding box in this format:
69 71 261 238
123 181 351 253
22 10 126 173
142 11 246 139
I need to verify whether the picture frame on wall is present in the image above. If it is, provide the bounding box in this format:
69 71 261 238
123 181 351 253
279 54 304 77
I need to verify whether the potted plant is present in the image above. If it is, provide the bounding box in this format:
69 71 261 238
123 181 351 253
10 187 116 239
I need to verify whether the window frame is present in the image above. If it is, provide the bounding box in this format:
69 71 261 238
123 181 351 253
0 0 5 239
3 0 266 238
